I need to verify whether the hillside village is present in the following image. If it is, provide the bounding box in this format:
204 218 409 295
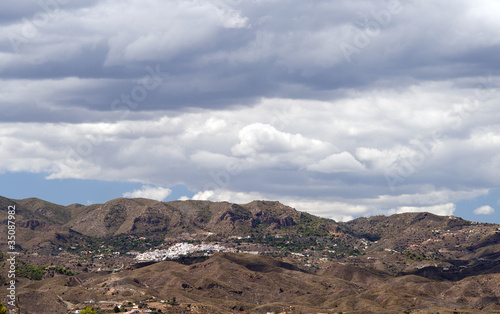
135 242 236 261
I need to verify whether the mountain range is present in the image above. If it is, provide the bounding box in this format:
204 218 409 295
1 196 500 313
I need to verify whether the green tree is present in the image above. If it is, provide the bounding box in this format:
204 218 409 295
0 302 7 314
14 260 46 280
80 307 98 314
113 305 121 313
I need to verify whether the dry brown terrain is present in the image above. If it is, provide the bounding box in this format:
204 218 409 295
1 196 500 313
9 252 500 313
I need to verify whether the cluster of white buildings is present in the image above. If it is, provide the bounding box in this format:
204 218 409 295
136 242 235 261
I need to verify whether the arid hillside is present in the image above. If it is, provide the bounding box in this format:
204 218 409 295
12 252 500 313
1 196 500 313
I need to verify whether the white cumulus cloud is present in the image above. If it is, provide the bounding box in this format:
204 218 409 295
474 205 495 215
307 152 365 173
123 185 172 201
389 203 456 216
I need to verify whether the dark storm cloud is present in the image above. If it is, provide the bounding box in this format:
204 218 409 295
4 0 498 121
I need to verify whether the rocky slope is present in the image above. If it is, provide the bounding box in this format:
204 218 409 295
1 196 336 239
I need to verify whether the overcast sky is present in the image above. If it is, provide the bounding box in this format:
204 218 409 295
1 0 500 222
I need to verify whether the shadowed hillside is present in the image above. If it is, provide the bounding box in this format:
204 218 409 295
12 252 500 313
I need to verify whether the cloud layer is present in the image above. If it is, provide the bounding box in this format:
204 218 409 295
1 0 500 221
